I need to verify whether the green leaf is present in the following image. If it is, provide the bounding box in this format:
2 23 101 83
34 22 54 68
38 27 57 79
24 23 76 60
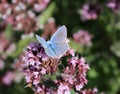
88 69 98 78
70 89 76 94
115 22 120 30
111 41 120 57
11 37 32 57
3 24 12 40
45 74 56 81
37 2 56 26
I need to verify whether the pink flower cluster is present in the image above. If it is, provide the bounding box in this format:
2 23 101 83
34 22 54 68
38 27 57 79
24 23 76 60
21 42 90 93
107 0 120 12
73 30 92 46
56 56 90 94
79 4 101 21
0 0 50 33
80 87 98 94
22 42 59 93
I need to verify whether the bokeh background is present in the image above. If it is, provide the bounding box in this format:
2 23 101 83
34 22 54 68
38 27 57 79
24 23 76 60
0 0 120 94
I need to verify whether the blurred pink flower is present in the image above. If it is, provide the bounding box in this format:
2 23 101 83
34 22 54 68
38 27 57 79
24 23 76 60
0 0 50 33
81 87 98 94
2 71 14 85
66 49 75 56
79 4 101 21
107 2 116 9
42 17 57 39
73 30 93 46
107 0 120 12
6 43 16 55
13 71 24 83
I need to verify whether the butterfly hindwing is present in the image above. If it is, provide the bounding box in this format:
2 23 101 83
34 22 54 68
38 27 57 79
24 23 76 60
52 41 69 58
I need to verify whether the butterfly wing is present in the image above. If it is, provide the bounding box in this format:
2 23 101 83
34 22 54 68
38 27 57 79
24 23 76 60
51 25 67 42
35 35 47 48
50 25 69 58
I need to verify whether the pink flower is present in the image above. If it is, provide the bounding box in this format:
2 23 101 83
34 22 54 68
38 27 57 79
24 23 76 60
34 4 46 12
73 30 93 46
33 78 40 85
21 41 90 93
57 83 71 94
79 57 85 65
24 71 32 83
76 84 83 91
79 4 101 21
107 0 120 12
36 86 44 93
107 2 116 9
40 68 47 74
33 71 39 78
68 56 78 67
81 87 98 94
66 49 75 56
93 87 98 92
2 71 14 85
56 55 90 92
22 42 59 93
25 76 32 83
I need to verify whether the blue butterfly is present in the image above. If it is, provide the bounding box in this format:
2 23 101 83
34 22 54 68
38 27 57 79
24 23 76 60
36 25 69 58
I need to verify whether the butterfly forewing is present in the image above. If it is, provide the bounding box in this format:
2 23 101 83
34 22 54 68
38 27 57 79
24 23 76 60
36 35 47 48
50 25 67 43
50 26 69 58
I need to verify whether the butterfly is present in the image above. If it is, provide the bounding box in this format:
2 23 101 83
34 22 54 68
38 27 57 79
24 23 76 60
36 25 69 58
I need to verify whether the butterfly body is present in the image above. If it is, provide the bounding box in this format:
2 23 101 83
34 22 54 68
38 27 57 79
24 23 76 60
46 41 57 57
36 25 69 58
